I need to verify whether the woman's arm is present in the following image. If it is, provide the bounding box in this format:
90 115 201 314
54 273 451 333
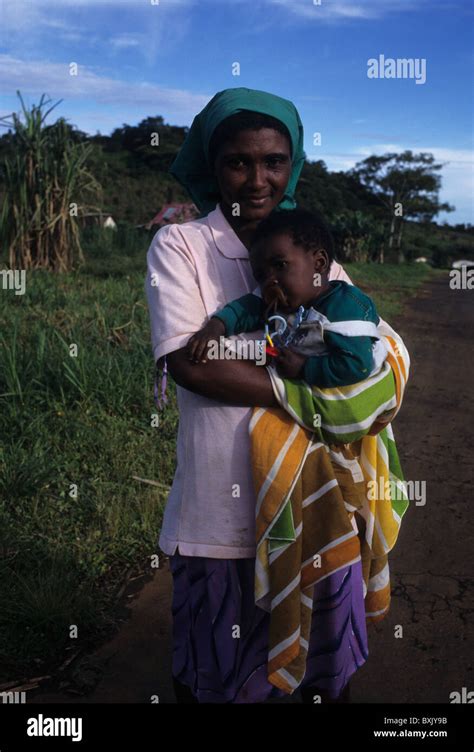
165 346 278 408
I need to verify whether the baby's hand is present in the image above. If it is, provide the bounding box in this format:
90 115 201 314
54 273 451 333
274 346 306 379
186 317 226 363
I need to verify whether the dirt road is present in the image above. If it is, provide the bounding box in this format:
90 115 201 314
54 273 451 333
29 274 474 704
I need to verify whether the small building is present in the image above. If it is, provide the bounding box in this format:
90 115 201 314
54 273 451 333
80 212 117 230
103 215 117 230
143 203 199 231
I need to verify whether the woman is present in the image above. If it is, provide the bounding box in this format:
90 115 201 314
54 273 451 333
145 88 388 704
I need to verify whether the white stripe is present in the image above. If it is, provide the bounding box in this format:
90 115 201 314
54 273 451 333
377 434 389 470
276 668 300 690
308 442 324 453
360 451 377 482
302 479 338 508
329 449 365 483
365 511 375 547
268 627 300 661
249 407 266 433
301 592 313 609
271 573 301 610
310 363 390 401
268 523 302 565
368 562 390 592
320 396 397 434
374 516 390 553
302 556 362 584
366 606 389 618
302 529 358 563
344 501 358 513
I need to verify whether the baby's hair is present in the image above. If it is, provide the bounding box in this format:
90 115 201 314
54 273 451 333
208 111 292 169
250 207 335 263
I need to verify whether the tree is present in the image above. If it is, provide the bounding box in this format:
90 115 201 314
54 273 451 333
349 151 454 262
331 211 386 263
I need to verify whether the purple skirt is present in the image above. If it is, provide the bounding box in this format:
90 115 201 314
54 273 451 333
169 552 369 703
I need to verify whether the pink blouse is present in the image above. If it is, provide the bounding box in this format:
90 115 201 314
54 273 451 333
145 203 352 559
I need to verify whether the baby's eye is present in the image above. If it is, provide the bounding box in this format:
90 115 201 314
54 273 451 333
275 261 288 269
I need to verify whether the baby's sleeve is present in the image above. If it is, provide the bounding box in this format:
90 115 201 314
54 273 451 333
303 287 379 387
144 224 208 364
212 294 265 336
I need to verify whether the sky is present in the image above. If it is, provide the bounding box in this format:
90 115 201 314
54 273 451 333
1 0 473 223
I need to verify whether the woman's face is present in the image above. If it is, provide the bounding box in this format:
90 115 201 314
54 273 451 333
213 128 292 221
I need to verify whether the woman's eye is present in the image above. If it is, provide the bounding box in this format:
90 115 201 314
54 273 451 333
266 157 286 168
276 261 287 269
227 158 245 168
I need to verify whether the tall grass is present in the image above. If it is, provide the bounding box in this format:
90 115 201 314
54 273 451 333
0 244 178 678
0 92 101 272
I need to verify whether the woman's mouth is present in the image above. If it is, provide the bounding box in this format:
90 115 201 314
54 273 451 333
244 195 271 208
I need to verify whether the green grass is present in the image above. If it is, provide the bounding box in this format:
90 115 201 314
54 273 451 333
0 245 437 681
0 241 179 679
345 261 438 319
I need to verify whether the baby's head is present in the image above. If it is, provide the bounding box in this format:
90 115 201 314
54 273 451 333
249 208 335 315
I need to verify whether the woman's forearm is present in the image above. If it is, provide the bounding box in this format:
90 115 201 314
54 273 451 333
165 347 278 407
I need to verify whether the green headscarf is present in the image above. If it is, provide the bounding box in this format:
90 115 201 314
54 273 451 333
169 87 306 217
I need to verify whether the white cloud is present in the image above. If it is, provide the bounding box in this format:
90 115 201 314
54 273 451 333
0 0 193 39
263 0 447 21
110 34 143 49
0 0 455 37
0 54 210 123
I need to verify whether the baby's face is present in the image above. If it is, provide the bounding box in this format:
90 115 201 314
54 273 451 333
250 231 326 314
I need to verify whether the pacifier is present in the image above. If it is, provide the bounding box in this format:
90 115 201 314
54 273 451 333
264 315 288 358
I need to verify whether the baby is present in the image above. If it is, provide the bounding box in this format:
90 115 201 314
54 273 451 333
186 208 386 387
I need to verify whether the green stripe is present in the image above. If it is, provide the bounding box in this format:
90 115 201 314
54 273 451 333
281 372 410 520
283 370 396 445
268 498 296 552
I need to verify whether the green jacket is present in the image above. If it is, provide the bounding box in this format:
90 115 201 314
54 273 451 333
212 280 380 388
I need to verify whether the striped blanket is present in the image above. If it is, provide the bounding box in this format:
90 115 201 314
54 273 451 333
249 321 410 694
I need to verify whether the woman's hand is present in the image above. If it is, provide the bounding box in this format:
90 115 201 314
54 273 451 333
186 317 226 363
274 346 306 379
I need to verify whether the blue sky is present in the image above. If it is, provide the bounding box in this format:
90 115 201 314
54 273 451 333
1 0 473 223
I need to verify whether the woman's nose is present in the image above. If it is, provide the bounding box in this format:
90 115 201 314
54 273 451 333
247 164 267 189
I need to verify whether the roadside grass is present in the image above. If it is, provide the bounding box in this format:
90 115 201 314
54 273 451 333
0 243 179 679
0 241 436 680
344 261 438 320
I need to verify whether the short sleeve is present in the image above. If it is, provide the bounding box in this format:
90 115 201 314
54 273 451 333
145 225 208 363
329 260 353 285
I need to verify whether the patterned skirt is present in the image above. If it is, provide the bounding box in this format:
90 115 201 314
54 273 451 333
169 552 369 703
